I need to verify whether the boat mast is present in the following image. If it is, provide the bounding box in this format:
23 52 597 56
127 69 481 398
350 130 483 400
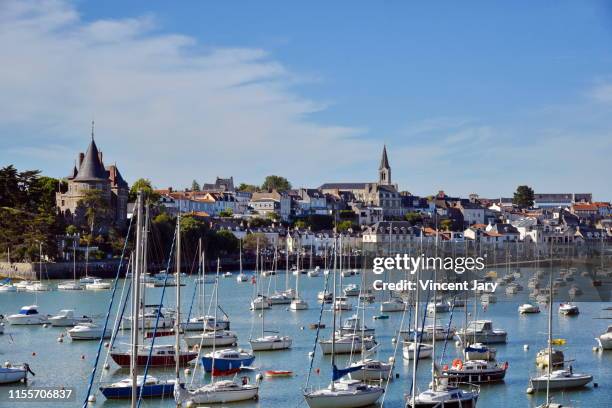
198 238 203 316
211 258 220 384
410 228 423 405
431 228 438 389
285 234 289 291
73 240 77 283
331 235 338 391
546 243 554 405
130 192 143 408
141 203 149 347
174 214 181 383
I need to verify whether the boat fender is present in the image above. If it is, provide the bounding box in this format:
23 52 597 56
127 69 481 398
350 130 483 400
452 359 463 369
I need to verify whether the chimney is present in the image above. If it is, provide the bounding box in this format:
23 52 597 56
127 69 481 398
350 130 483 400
78 153 84 167
168 187 173 193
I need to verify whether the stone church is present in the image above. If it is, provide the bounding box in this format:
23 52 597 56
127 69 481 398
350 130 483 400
56 132 129 227
319 145 403 218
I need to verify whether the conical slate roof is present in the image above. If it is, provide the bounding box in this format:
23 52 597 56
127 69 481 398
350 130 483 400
74 139 108 182
379 145 390 169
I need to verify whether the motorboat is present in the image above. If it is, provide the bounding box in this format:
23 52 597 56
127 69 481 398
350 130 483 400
224 271 233 278
348 359 392 381
464 343 497 361
381 297 406 312
85 279 111 290
528 369 592 391
290 297 309 310
536 348 564 369
181 314 230 331
480 293 497 304
596 325 612 350
110 344 198 367
406 380 479 408
79 276 101 284
250 295 271 310
442 359 508 383
519 303 540 314
400 325 456 342
427 301 449 314
7 305 49 325
339 316 375 336
341 269 356 278
343 284 360 297
319 334 376 355
559 303 579 316
57 281 83 290
304 378 383 408
333 297 352 311
0 283 17 292
402 341 434 360
13 280 32 290
200 348 255 375
175 378 259 404
308 267 321 277
456 320 507 344
261 270 276 277
269 292 292 305
99 376 177 399
68 323 112 340
184 330 238 348
318 291 333 303
25 281 51 292
124 307 174 329
236 273 249 283
249 334 292 351
49 309 92 327
0 362 33 384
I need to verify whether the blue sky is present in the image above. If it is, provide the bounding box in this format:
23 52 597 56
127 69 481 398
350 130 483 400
1 0 612 198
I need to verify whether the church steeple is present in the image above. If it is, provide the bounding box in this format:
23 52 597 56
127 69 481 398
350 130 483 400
378 145 391 185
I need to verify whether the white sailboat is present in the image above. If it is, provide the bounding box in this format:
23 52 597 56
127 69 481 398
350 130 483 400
304 236 383 408
58 241 83 290
175 258 260 405
290 241 309 310
236 239 248 282
527 263 592 394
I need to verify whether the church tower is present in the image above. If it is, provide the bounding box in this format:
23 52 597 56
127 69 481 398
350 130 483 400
378 145 391 185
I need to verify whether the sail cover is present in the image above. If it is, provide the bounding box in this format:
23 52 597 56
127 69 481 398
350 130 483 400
332 364 362 381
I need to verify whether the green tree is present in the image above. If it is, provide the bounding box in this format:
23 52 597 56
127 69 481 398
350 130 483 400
294 220 306 229
440 219 453 231
336 220 354 232
237 183 259 193
219 208 233 217
249 217 271 228
191 180 200 191
513 185 534 208
129 178 160 203
66 224 79 235
267 212 280 222
261 175 291 192
405 211 423 225
74 190 113 234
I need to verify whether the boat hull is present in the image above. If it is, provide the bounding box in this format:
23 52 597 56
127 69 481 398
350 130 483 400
110 352 197 367
249 338 292 351
177 385 259 404
0 367 27 384
407 398 478 408
304 388 383 408
99 383 176 399
200 356 256 374
184 334 237 348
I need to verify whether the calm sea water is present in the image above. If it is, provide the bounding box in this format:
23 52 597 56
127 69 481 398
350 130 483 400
0 267 611 408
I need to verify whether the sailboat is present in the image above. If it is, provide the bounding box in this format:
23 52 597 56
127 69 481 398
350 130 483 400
304 236 383 408
176 282 260 408
25 243 51 291
0 362 34 384
250 238 272 310
184 259 238 349
527 262 592 393
290 239 309 310
58 241 84 290
250 263 293 350
110 213 198 368
100 194 178 400
236 239 248 283
406 228 479 408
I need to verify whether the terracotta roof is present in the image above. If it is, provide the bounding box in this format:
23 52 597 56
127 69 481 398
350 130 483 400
573 204 598 211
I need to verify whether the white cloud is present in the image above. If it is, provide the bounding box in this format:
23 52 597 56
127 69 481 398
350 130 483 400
0 0 377 188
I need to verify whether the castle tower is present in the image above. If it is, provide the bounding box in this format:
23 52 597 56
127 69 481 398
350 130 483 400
378 145 391 185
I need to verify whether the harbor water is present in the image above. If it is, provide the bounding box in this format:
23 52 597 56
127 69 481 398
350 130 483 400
0 267 611 407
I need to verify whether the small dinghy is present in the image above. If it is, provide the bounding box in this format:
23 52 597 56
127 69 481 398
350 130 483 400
264 370 293 378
